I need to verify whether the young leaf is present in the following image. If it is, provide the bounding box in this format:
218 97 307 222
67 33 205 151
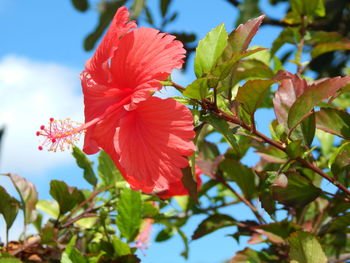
7 173 38 225
72 146 97 186
289 231 327 263
316 107 350 140
287 76 350 132
49 180 85 215
228 14 265 56
0 186 19 232
116 188 142 242
194 24 228 78
36 200 59 218
192 214 236 240
112 236 131 257
236 79 275 115
183 77 214 100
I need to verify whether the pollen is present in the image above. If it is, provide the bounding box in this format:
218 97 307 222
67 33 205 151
36 118 83 152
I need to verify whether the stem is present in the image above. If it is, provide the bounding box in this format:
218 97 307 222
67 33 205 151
216 172 266 224
171 82 350 197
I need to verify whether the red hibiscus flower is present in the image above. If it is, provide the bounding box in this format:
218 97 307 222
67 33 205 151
38 6 195 195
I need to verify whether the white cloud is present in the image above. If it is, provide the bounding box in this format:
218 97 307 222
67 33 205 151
0 55 84 176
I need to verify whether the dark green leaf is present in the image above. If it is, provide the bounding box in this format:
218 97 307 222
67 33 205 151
236 79 275 115
7 173 38 224
288 76 350 132
230 248 276 262
155 227 176 242
49 180 85 215
272 173 321 208
300 112 316 146
0 186 19 231
194 24 228 78
160 0 171 17
144 7 154 25
329 142 350 185
71 0 89 12
116 188 142 242
316 107 350 140
130 0 146 18
271 27 300 56
181 166 198 203
327 213 350 233
220 159 257 199
289 231 327 263
192 214 236 240
72 146 97 186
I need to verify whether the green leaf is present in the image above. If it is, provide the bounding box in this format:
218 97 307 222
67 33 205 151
62 236 88 263
272 173 320 208
112 236 131 257
290 0 325 17
202 114 238 150
160 0 171 17
36 200 59 218
71 0 89 12
329 142 350 186
49 180 85 215
130 0 146 18
72 146 97 186
116 188 142 242
289 232 327 263
327 213 350 233
236 79 275 115
192 214 236 240
288 76 350 132
194 24 228 78
220 159 257 199
312 42 350 58
316 107 350 140
6 173 38 225
183 77 214 100
0 186 19 231
155 227 176 242
181 166 198 203
230 248 276 262
98 150 122 187
286 140 303 159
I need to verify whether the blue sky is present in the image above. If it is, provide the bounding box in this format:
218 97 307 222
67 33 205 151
0 0 288 262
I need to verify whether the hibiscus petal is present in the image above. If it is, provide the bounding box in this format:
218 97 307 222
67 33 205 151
86 6 136 84
115 97 195 193
110 27 186 110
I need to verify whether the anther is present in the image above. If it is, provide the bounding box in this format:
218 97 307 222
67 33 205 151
38 146 43 151
40 125 45 130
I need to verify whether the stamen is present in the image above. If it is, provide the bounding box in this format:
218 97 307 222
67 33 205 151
36 118 84 152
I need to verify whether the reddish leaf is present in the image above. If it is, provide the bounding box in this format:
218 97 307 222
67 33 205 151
287 76 350 132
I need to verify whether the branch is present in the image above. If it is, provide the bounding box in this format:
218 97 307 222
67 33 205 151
170 82 350 198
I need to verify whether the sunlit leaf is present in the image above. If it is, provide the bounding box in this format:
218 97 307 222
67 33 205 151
316 107 350 140
289 231 327 263
98 150 122 187
116 188 142 242
194 24 228 78
36 200 59 219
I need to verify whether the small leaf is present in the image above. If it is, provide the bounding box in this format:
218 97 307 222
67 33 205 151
272 173 320 208
316 107 350 140
220 159 257 199
236 79 275 115
289 231 327 263
49 180 85 215
181 166 198 203
312 42 350 58
192 214 236 240
0 186 19 231
112 236 131 257
72 146 97 186
116 188 142 242
286 140 303 159
287 76 350 132
194 24 228 78
183 77 214 100
71 0 89 12
235 0 261 28
7 173 38 224
155 227 176 242
130 0 146 18
329 142 350 186
160 0 171 17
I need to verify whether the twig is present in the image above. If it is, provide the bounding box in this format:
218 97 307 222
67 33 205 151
216 172 267 224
